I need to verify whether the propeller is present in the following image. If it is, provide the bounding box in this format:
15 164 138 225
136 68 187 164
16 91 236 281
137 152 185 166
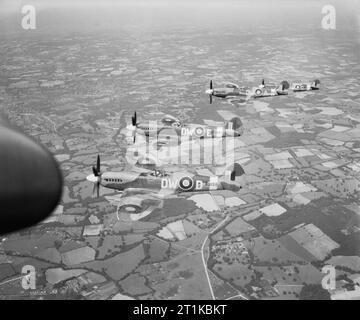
130 112 137 143
314 79 321 86
209 80 213 104
131 111 137 126
93 181 100 198
261 79 265 86
92 154 101 176
90 155 101 197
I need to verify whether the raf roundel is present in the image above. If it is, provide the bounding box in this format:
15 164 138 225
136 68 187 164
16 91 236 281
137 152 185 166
194 127 205 137
179 176 194 191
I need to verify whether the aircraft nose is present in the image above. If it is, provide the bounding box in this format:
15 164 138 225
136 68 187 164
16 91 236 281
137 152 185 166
0 125 63 235
205 89 213 95
86 174 98 183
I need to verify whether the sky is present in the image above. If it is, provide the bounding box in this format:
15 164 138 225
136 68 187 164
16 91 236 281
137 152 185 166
0 0 359 37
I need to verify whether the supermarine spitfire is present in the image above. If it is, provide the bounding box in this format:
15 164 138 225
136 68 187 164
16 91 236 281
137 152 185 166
206 78 320 104
205 80 251 104
128 111 243 143
87 155 245 198
206 79 290 103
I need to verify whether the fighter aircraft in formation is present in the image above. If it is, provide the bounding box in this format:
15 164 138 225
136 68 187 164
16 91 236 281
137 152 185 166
87 155 244 198
88 104 247 220
127 111 243 143
86 155 245 218
206 78 320 103
205 80 251 104
0 73 320 231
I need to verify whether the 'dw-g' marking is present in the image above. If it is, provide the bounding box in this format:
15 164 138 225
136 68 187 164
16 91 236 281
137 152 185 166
161 177 204 191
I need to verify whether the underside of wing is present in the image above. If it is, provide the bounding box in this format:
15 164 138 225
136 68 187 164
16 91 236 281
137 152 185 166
104 188 172 206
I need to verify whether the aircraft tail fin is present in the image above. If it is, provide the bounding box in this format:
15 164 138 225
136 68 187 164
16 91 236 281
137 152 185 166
219 163 245 191
226 117 243 131
280 80 290 90
229 162 245 181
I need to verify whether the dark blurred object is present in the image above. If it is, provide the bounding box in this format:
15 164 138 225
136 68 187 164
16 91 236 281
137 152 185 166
0 123 63 235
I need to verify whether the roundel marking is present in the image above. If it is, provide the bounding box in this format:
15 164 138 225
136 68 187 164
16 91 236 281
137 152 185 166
295 85 300 89
301 84 307 89
255 89 262 96
179 176 194 191
194 127 205 137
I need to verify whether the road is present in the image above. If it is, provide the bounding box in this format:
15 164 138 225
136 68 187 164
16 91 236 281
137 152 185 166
200 215 230 300
201 212 250 301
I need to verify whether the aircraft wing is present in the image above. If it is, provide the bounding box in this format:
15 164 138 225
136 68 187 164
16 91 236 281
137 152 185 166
104 187 175 206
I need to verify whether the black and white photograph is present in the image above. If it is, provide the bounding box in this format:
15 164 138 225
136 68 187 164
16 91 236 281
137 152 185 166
0 0 359 304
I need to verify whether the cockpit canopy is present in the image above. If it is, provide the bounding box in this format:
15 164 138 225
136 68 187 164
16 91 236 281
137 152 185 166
264 83 277 89
138 169 168 178
161 114 181 127
150 169 168 177
225 83 239 89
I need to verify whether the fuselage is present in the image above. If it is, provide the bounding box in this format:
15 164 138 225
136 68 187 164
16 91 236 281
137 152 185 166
87 170 240 194
252 84 288 98
207 84 288 99
208 87 250 99
291 82 320 91
135 122 242 138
